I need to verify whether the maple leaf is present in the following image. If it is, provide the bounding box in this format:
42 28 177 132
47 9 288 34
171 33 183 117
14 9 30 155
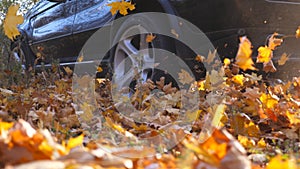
178 69 194 85
107 0 135 16
3 4 24 40
235 36 256 71
277 53 290 66
268 33 283 50
257 46 272 63
206 49 217 64
146 34 156 43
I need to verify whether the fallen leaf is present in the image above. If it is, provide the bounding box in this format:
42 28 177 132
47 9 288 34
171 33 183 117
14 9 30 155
263 60 276 73
232 74 244 86
267 155 297 169
3 4 24 40
63 66 73 76
223 58 231 67
278 53 290 66
257 46 272 63
235 36 256 71
66 134 84 150
107 0 135 16
146 34 156 43
296 26 300 38
195 54 205 62
178 69 194 85
206 49 217 64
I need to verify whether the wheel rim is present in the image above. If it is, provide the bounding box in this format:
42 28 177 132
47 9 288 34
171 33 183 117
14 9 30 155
113 25 155 92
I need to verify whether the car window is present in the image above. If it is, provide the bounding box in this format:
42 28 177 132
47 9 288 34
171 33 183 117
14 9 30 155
31 3 64 28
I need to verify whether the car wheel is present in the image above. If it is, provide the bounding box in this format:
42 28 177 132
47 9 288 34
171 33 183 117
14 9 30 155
111 15 175 94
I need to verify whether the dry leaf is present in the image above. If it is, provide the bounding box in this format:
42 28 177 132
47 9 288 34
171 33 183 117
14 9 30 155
178 69 194 85
195 54 205 62
277 53 290 66
296 26 300 38
267 155 297 169
223 58 231 67
3 5 24 40
257 46 272 63
146 34 156 43
263 60 276 73
107 0 135 16
235 36 256 71
63 67 73 76
206 50 217 64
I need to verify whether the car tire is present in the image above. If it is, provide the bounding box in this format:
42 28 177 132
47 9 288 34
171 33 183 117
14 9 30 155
111 14 178 93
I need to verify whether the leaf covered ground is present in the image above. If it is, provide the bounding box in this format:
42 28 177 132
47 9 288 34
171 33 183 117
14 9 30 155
1 2 300 169
1 32 300 169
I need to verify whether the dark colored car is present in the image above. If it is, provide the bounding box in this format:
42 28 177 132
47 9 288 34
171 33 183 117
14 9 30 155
12 0 300 83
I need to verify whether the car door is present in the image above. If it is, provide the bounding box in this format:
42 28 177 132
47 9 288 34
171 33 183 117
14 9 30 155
72 0 114 56
29 0 77 64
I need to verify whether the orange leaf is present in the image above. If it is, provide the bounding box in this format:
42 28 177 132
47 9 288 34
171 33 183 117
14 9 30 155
146 34 156 43
235 36 256 71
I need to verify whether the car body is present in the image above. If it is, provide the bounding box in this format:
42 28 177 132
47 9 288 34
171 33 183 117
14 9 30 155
14 0 300 81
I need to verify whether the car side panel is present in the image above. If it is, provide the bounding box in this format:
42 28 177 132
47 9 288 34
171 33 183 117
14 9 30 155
72 0 114 56
29 0 77 63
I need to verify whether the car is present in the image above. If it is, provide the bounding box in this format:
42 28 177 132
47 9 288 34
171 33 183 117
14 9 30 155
11 0 300 85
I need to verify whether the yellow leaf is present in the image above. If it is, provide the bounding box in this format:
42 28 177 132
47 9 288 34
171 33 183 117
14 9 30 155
260 93 278 109
0 121 14 133
278 53 290 66
178 69 194 85
232 74 244 86
146 34 156 43
67 134 84 150
257 138 266 148
257 46 272 63
267 155 297 169
223 58 231 67
235 36 256 71
3 5 24 40
238 135 255 148
107 0 135 16
211 104 226 128
296 26 300 38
